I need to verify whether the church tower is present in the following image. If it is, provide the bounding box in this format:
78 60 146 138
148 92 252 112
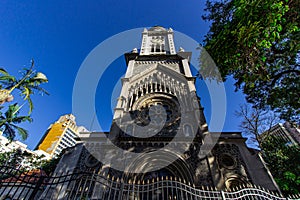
109 26 214 186
50 26 280 199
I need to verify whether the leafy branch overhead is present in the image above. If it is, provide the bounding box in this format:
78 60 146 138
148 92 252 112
0 60 48 141
200 0 300 122
0 103 32 141
0 60 48 114
261 134 300 195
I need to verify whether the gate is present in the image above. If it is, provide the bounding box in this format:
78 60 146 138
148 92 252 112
0 165 299 200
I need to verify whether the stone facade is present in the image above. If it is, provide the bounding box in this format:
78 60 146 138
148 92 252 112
54 26 279 194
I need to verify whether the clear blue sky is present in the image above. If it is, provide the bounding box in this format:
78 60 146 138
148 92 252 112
0 0 246 150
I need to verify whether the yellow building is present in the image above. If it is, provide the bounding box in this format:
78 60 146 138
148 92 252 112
36 114 86 158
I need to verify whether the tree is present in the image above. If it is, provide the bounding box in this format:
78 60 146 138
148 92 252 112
0 60 48 113
0 60 48 141
200 0 300 122
0 149 61 175
0 103 32 141
261 135 300 195
235 104 279 149
235 104 299 195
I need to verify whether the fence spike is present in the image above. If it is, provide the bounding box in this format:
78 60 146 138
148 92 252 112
270 190 275 195
152 178 155 183
112 176 115 181
137 180 140 184
157 177 159 182
142 180 145 185
147 179 150 184
170 176 173 181
128 179 131 184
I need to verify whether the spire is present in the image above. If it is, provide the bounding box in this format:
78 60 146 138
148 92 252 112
140 26 176 55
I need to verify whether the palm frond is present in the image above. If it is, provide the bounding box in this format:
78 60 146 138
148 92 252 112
5 103 20 119
0 75 16 82
0 68 16 86
25 85 49 95
11 116 32 124
27 97 33 114
10 124 28 140
3 124 16 141
0 68 8 75
22 86 32 100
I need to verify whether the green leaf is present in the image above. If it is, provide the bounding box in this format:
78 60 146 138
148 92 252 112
11 124 28 140
0 68 8 75
201 0 300 123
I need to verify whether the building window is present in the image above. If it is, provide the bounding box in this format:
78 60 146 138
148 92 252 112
219 153 237 169
184 124 193 136
151 44 155 52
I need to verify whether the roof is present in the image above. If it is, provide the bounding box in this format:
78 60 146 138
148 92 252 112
148 26 167 32
1 169 48 184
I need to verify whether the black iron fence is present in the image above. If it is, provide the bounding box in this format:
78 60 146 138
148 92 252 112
0 165 299 200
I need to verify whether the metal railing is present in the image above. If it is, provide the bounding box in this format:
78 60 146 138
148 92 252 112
0 166 299 200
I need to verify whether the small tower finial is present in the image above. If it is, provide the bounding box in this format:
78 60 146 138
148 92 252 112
132 48 138 53
179 47 185 52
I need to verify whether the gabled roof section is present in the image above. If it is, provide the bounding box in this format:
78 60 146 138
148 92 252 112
128 62 187 84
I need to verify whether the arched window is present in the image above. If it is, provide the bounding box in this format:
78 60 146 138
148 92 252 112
184 124 193 136
151 44 155 52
